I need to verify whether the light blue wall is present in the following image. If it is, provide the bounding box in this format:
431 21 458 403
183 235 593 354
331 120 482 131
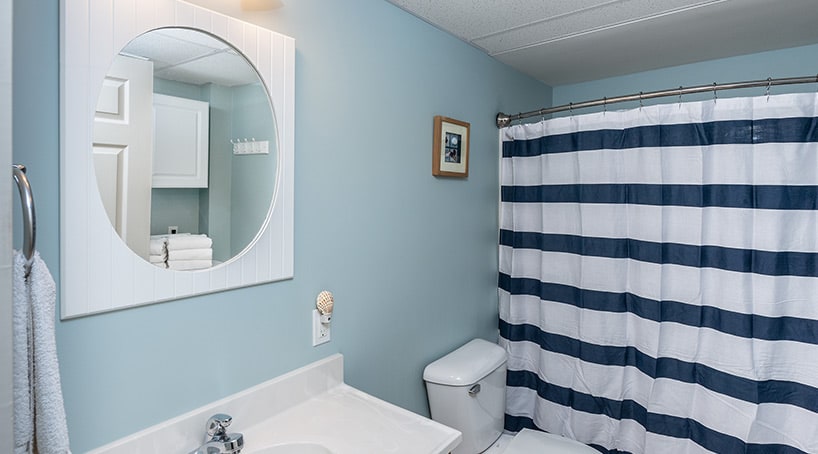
229 83 276 257
154 77 204 101
202 83 234 261
12 0 551 451
150 188 201 235
553 43 818 115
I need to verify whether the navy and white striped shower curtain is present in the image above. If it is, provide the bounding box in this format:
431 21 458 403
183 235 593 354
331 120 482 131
498 92 818 454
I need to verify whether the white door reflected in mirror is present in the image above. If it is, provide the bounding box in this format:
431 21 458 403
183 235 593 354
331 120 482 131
92 28 278 271
93 55 154 259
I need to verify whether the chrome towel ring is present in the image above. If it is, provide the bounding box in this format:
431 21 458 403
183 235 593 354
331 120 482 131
12 164 36 277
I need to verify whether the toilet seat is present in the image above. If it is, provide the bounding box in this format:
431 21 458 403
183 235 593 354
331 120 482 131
502 428 598 454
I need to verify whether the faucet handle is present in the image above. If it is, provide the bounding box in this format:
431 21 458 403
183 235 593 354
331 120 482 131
206 413 232 439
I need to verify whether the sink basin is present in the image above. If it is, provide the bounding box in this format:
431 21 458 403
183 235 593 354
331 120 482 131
249 443 333 454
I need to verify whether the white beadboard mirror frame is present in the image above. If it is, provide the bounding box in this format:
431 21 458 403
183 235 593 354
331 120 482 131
60 0 294 318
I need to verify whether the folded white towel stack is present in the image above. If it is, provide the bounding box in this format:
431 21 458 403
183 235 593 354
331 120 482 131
168 259 214 271
149 237 166 255
149 237 168 268
167 234 213 251
168 248 213 261
166 234 213 270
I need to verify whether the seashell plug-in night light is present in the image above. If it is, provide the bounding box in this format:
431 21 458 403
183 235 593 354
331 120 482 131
316 290 334 324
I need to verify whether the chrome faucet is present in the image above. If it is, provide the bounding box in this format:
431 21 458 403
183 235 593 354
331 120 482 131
189 413 244 454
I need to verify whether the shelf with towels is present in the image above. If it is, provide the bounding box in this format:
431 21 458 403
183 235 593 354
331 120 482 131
148 233 214 270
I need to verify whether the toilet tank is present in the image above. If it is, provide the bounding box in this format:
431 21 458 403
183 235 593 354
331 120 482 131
423 339 507 454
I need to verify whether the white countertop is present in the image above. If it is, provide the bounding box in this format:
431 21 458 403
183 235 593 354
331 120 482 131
243 383 460 453
89 354 460 454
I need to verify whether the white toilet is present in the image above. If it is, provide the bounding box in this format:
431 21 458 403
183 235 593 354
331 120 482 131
423 339 598 454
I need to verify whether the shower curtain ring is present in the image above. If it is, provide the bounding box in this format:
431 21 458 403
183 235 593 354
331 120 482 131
639 92 643 109
603 97 607 114
678 86 683 107
713 82 718 103
569 102 573 116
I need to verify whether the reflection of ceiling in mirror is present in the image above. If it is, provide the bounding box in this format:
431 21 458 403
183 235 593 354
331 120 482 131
121 28 259 87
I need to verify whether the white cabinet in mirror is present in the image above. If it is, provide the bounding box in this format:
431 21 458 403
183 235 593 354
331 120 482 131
60 0 294 318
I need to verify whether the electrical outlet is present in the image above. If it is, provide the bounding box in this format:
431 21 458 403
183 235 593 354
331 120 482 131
168 225 178 234
312 309 331 346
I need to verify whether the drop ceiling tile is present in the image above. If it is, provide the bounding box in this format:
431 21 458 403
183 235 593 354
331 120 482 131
388 0 613 41
155 51 259 86
386 0 818 85
496 0 818 86
123 31 217 69
474 0 724 55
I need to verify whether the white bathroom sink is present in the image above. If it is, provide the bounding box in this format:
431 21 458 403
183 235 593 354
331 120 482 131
87 354 460 454
248 443 333 454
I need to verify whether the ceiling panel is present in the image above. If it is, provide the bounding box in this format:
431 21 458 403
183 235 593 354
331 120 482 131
121 28 259 87
385 0 818 85
386 0 610 40
473 0 722 55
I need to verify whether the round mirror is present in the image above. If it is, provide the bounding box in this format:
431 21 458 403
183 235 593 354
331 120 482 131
92 27 277 271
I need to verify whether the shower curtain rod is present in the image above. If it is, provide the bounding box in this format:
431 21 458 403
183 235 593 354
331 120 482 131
496 75 818 128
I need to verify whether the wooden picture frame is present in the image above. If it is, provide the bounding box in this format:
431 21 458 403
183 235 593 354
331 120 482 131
433 115 470 177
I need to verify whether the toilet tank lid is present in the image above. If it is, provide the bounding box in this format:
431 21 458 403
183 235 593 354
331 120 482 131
423 339 507 386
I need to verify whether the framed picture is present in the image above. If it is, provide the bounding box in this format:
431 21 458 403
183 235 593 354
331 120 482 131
433 115 470 177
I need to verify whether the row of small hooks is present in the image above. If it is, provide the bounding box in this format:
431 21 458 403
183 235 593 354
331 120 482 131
231 138 270 155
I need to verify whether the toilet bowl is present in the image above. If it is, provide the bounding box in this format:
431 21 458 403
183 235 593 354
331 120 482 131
423 339 598 454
